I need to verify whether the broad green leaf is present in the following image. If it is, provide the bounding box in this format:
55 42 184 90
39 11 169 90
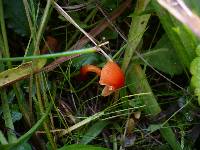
190 57 200 76
58 144 110 150
134 48 183 76
191 76 200 89
135 34 183 75
190 53 200 104
196 45 200 56
154 34 175 49
120 88 130 109
4 0 29 36
80 120 109 144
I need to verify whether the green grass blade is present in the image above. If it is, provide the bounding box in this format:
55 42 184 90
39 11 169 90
0 103 52 150
80 120 109 144
0 47 97 61
122 0 151 71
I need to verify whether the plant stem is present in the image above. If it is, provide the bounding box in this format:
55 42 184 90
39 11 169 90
0 0 18 143
34 0 52 55
13 84 32 127
23 0 34 34
122 0 151 71
0 47 97 61
35 74 57 150
0 90 17 142
0 0 11 67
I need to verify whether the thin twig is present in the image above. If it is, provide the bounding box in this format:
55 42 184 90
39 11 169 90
53 1 112 61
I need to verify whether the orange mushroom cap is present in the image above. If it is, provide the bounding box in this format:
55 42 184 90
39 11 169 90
99 61 125 96
80 61 125 96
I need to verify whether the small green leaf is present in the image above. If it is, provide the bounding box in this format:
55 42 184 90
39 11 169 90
139 48 183 75
191 76 200 88
190 55 200 104
58 144 110 150
196 45 200 56
80 120 109 144
190 57 200 75
148 124 162 133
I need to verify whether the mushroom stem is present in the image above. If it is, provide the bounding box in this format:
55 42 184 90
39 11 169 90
80 65 101 76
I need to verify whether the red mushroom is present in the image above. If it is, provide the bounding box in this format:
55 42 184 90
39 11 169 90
80 61 125 96
99 61 125 96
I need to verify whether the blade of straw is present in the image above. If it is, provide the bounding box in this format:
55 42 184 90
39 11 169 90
157 0 200 38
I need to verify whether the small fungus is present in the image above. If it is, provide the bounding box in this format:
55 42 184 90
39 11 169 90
80 61 125 96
